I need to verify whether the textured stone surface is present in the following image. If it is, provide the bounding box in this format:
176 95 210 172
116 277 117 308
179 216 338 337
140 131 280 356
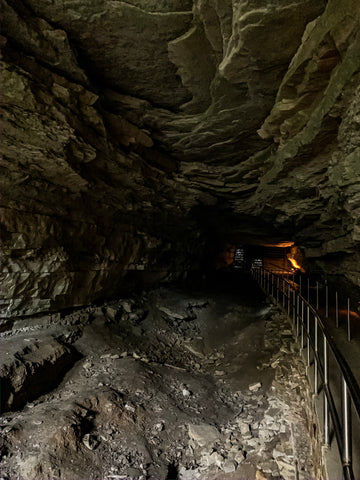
1 335 78 412
0 285 319 479
1 0 360 316
0 43 208 317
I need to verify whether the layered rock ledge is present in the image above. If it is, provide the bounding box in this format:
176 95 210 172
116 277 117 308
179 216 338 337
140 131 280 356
1 0 360 316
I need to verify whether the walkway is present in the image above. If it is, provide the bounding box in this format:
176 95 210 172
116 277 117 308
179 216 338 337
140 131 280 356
254 267 360 480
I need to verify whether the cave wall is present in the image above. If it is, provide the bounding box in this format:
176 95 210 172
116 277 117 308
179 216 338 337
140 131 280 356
226 0 360 288
1 41 209 318
1 0 360 318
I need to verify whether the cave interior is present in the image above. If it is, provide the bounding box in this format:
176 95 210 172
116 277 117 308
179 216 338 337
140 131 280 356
1 0 360 478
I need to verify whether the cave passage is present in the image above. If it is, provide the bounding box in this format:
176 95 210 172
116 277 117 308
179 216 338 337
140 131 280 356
0 271 319 479
2 0 360 478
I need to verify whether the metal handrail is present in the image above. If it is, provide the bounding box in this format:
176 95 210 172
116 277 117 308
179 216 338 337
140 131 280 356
252 266 360 480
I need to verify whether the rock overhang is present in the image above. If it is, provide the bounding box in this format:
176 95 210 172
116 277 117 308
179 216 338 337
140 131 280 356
1 0 360 317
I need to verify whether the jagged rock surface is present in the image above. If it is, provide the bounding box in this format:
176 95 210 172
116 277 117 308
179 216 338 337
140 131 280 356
0 335 78 412
1 0 360 317
0 285 320 480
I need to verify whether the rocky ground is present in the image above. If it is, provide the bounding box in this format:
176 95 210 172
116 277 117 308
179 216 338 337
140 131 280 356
0 276 317 480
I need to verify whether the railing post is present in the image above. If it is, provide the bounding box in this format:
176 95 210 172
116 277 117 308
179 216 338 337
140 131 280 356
277 277 279 303
288 283 291 316
316 281 319 310
347 298 351 342
282 279 285 308
314 316 318 395
293 290 296 324
296 295 300 337
307 306 310 370
325 280 329 318
301 299 304 350
335 291 339 328
342 377 352 468
323 336 329 446
264 272 268 293
271 273 274 298
263 269 265 290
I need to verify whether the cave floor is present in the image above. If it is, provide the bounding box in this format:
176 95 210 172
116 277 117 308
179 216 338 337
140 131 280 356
1 275 317 480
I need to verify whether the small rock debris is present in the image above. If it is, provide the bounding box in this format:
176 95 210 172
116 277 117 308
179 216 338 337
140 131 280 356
1 287 316 480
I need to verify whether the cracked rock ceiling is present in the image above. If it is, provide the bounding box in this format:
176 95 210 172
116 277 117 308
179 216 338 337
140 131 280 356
1 0 360 317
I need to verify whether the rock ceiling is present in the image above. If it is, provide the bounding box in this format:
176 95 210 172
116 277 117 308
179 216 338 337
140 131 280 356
1 0 360 316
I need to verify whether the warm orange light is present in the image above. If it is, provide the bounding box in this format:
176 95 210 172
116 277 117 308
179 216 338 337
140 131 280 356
339 309 360 320
288 257 302 270
261 241 295 248
287 255 306 273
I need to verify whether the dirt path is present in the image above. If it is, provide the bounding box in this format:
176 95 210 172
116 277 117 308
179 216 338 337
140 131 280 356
1 274 317 480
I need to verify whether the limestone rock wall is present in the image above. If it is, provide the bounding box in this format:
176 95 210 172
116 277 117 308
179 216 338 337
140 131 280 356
227 0 360 289
1 0 360 317
0 41 207 318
